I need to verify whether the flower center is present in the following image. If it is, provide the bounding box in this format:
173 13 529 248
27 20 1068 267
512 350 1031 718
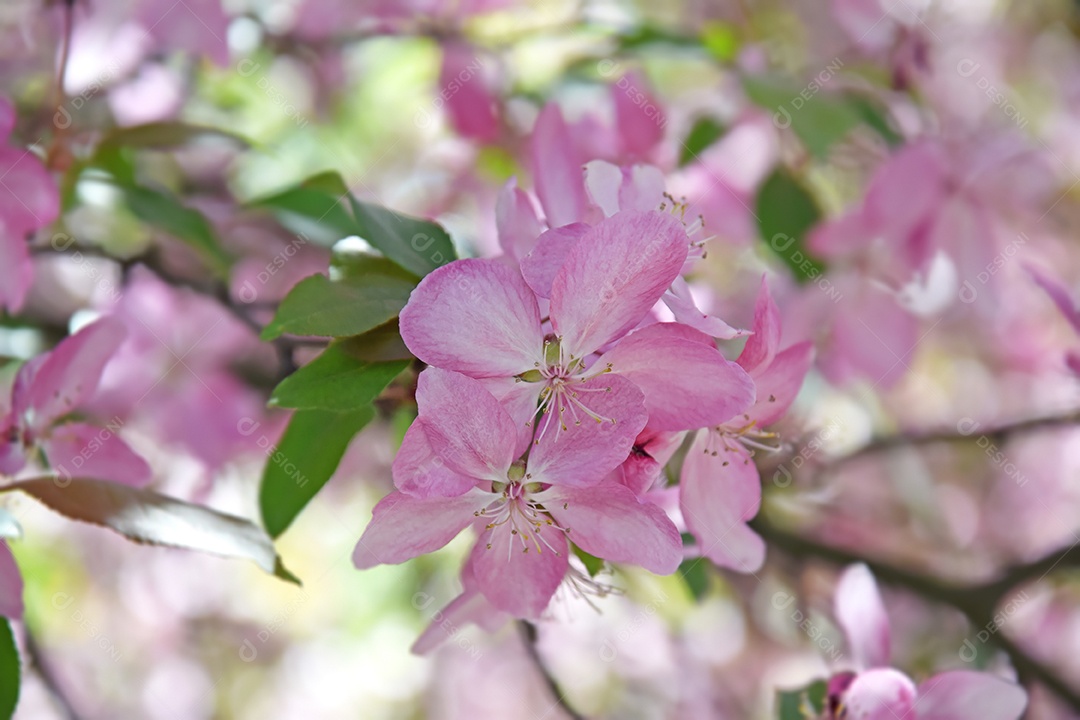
702 415 781 463
476 481 570 560
517 335 616 443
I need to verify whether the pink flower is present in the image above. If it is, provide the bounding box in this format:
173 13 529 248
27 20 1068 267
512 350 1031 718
0 96 59 313
399 210 755 450
438 42 500 144
353 368 682 619
1025 264 1080 375
826 564 1028 720
680 278 812 572
0 540 21 619
0 317 151 486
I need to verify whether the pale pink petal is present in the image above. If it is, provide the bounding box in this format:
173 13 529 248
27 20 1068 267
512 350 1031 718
0 220 31 313
1027 264 1080 336
842 669 917 720
0 98 13 139
470 523 568 619
612 449 661 496
0 541 22 619
808 209 870 259
42 422 152 487
21 317 126 430
0 146 60 237
544 482 682 574
824 282 916 388
737 276 781 372
618 165 666 212
475 375 543 458
550 210 689 357
415 369 518 483
583 160 624 217
864 141 946 259
528 374 646 488
661 278 748 340
612 72 665 159
530 104 586 227
747 341 813 427
411 589 490 655
835 563 892 669
440 42 500 144
916 671 1027 720
519 223 589 299
399 258 544 377
495 178 543 261
603 323 755 431
353 488 489 568
679 434 765 572
393 421 479 498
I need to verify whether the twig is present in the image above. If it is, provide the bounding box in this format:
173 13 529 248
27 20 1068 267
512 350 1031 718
517 620 586 720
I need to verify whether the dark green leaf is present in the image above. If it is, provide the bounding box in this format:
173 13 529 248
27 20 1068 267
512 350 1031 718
260 408 375 538
120 184 232 275
616 25 702 50
776 679 828 720
260 259 418 340
679 116 727 167
97 122 249 151
338 319 413 362
250 172 356 245
5 477 295 582
742 74 863 157
348 198 456 277
845 94 903 147
0 619 17 719
678 557 711 601
270 342 408 411
756 170 826 283
572 544 605 577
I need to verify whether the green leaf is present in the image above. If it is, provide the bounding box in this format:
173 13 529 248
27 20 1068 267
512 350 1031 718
337 319 413 362
756 170 826 283
120 184 232 275
776 679 828 720
250 172 356 245
572 544 605 577
271 343 408 411
259 408 375 538
845 93 903 147
260 259 418 340
679 116 727 167
96 122 249 152
700 21 740 62
348 198 456 277
0 619 18 719
5 477 296 582
742 74 863 158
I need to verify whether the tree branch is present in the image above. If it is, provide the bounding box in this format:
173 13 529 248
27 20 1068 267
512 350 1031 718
517 620 585 720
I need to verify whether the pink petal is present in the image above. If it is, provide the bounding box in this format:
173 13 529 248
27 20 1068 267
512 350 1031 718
582 160 624 217
916 671 1027 720
864 141 947 258
737 276 781 372
842 668 917 720
544 482 682 574
477 375 543 458
439 42 500 143
612 449 661 496
747 341 813 427
603 323 756 431
808 209 871 259
42 422 152 487
392 421 479 498
353 488 489 569
661 278 749 340
0 145 60 238
550 210 689 357
679 434 765 572
415 369 518 484
530 104 586 227
0 98 13 139
835 563 891 669
470 522 568 619
584 161 665 217
411 553 509 654
0 541 22 619
519 223 589 299
612 72 665 159
824 283 916 388
0 220 32 313
20 317 126 429
528 374 646 488
399 258 544 377
495 178 543 261
1027 264 1080 336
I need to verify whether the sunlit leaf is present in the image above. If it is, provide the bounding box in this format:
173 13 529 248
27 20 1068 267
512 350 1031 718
270 342 408 412
348 198 457 278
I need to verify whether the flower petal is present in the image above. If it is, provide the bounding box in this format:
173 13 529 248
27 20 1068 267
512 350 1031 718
550 210 689 357
352 488 489 569
679 434 764 572
528 374 646 488
737 276 781 372
439 42 499 143
42 422 152 487
415 369 518 484
662 278 748 340
915 671 1027 720
842 668 917 720
399 258 544 377
496 178 544 261
519 223 589 299
470 522 568 619
393 421 479 498
747 341 813 427
603 323 756 431
0 541 22 619
545 482 682 574
0 220 32 314
835 563 891 669
20 317 126 429
530 104 586 227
